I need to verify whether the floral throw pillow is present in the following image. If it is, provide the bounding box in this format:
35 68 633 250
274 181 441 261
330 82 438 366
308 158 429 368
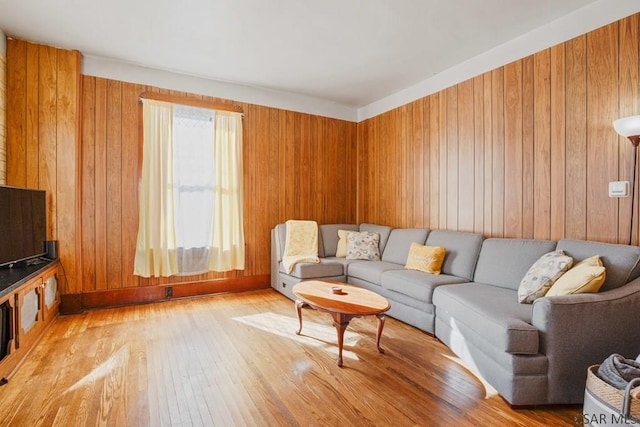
518 250 573 303
346 231 381 261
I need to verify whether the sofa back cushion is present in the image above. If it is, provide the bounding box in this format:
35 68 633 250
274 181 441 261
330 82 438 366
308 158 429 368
425 230 483 280
473 238 557 290
318 224 359 257
360 223 394 253
556 239 640 292
381 228 429 265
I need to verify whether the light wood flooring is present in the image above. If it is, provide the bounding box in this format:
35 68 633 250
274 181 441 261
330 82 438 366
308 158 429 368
0 289 581 426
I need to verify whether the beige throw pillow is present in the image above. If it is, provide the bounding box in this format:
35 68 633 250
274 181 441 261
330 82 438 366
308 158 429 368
546 255 606 296
335 230 349 258
404 243 446 275
518 250 573 304
346 231 381 261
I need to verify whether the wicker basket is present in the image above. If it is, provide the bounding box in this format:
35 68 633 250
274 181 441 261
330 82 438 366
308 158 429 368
583 365 640 426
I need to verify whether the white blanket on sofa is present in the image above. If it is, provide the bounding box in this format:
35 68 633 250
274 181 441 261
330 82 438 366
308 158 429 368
282 220 320 274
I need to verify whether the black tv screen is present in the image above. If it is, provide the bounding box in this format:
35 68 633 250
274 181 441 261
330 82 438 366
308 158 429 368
0 186 47 267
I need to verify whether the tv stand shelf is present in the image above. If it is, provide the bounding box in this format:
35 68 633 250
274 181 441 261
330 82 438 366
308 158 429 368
0 260 61 383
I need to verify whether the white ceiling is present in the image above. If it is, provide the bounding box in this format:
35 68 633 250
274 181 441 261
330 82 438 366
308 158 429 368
0 0 638 121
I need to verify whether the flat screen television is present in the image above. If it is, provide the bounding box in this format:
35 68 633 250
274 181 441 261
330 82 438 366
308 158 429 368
0 186 47 268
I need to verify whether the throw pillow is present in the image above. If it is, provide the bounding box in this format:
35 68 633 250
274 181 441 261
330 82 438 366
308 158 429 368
405 243 446 274
518 250 573 304
346 231 381 261
335 230 349 258
546 255 606 296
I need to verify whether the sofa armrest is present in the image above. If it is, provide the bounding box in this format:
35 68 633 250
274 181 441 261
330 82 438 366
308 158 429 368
531 277 640 403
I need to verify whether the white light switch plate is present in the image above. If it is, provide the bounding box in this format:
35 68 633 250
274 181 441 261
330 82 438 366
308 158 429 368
609 181 629 197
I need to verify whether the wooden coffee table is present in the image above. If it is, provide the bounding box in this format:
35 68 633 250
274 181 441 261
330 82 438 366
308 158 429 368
292 280 391 367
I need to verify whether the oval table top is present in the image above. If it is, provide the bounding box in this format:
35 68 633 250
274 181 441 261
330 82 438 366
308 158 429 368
292 280 390 315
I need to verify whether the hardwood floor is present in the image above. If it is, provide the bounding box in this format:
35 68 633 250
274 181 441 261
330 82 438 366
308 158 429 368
0 289 581 426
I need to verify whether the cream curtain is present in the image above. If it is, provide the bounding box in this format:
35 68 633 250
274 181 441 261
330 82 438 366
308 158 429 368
134 99 179 277
208 111 245 271
134 100 245 278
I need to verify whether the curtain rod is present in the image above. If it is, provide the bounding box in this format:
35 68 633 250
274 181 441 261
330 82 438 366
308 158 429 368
138 92 244 116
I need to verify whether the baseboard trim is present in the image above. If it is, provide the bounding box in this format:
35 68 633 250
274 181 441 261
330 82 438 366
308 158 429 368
59 275 270 314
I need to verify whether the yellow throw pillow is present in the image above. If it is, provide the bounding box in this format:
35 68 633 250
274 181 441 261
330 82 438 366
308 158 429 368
546 255 606 296
336 230 349 258
405 243 446 275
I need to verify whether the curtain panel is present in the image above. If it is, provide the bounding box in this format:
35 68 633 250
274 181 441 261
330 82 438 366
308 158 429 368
134 100 179 277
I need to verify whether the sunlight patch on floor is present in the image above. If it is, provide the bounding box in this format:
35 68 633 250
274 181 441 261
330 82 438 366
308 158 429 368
233 312 361 362
444 320 499 399
442 353 498 399
63 345 130 394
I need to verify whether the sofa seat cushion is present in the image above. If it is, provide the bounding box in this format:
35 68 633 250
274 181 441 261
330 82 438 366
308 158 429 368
348 260 404 285
323 257 362 276
433 283 539 355
381 269 468 303
279 258 344 279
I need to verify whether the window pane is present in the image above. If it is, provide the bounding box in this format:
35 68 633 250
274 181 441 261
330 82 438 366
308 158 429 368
172 105 215 250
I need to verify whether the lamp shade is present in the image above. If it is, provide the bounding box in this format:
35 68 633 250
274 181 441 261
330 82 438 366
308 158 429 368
614 116 640 138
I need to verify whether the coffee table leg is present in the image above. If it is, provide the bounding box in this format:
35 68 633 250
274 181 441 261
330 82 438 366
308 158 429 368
375 314 386 354
295 300 305 335
332 313 350 367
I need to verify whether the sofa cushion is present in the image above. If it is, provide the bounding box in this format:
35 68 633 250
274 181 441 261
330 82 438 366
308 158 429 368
425 230 483 280
381 228 429 265
348 260 404 285
404 243 446 274
556 239 640 292
346 231 381 260
473 238 557 290
433 283 539 355
279 258 344 279
322 257 362 276
382 269 468 303
546 256 606 296
318 224 358 257
360 223 393 253
518 250 573 303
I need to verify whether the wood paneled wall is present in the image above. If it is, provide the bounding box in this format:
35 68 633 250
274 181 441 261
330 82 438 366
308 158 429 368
0 49 6 185
6 39 81 292
6 40 356 296
78 78 356 292
357 15 640 245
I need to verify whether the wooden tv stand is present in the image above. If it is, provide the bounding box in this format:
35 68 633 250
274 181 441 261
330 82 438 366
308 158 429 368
0 260 61 383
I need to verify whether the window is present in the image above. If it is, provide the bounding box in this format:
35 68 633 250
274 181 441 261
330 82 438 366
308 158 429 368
134 96 245 278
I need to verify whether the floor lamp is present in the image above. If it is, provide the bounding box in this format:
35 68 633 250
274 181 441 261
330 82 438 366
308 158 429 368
613 115 640 245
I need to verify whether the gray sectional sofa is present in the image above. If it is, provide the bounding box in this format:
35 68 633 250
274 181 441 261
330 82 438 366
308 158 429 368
270 223 640 406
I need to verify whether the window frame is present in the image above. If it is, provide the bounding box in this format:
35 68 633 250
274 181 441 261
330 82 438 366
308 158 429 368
137 91 244 185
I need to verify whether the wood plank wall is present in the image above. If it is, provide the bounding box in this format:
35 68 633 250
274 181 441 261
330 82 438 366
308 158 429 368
357 15 640 245
0 48 6 185
6 40 357 297
6 39 81 292
78 78 357 293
